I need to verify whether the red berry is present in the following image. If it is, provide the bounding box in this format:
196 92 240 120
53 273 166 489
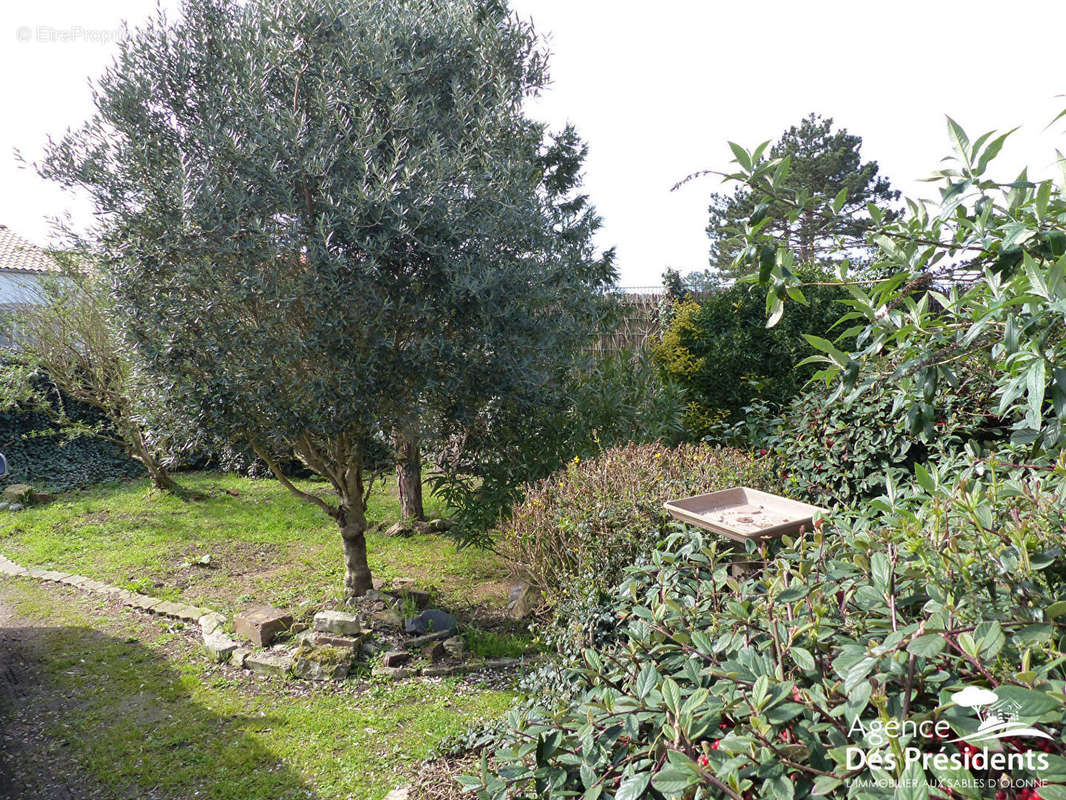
711 739 720 750
697 753 710 767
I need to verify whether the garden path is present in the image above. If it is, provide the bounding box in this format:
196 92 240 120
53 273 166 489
0 596 109 799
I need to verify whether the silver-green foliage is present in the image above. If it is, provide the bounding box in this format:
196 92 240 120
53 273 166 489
37 0 613 593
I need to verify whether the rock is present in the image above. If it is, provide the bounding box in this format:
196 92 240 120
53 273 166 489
404 608 458 637
198 612 227 636
203 631 238 663
383 786 411 800
229 647 251 668
422 641 446 663
485 657 521 670
312 632 362 651
384 521 412 537
2 484 33 505
360 639 383 660
368 606 403 629
384 519 450 537
442 635 465 659
8 503 22 512
31 491 53 506
373 666 413 680
245 651 293 677
422 664 461 677
290 642 353 681
405 630 451 649
153 600 188 619
312 610 363 636
507 583 542 620
0 502 8 511
234 605 293 647
382 650 411 668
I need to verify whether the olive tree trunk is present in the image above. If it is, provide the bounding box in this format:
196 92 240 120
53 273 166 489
394 427 424 520
131 428 178 492
341 513 373 597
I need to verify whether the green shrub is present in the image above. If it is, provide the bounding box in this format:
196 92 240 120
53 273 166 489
769 377 999 507
433 348 690 541
497 442 776 620
468 460 1066 799
654 280 847 436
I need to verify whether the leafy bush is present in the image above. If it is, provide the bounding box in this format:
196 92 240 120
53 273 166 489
570 348 689 450
433 348 690 541
497 442 776 622
722 112 1066 458
654 280 847 436
468 459 1066 799
768 376 999 507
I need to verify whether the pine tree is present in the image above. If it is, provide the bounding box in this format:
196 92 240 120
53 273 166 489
708 114 898 275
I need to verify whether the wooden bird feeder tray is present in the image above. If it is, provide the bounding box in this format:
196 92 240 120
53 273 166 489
664 487 826 542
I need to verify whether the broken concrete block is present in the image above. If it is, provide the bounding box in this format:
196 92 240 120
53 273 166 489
312 610 362 636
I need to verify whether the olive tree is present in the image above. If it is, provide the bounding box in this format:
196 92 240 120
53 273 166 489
38 0 613 596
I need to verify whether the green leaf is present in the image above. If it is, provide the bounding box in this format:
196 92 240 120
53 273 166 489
662 677 681 714
651 765 697 795
616 773 651 800
791 647 816 672
832 187 848 212
765 775 795 800
812 776 843 796
894 758 930 799
803 334 848 368
907 634 945 658
946 116 971 164
991 685 1061 716
728 141 752 172
1013 624 1053 647
913 463 935 494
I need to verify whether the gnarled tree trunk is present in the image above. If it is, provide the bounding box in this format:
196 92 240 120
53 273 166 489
341 518 372 597
394 427 424 520
131 429 178 492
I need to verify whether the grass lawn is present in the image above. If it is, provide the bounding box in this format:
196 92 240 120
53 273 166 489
0 578 513 799
0 471 512 618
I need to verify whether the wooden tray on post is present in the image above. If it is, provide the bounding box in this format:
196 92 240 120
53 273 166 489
663 487 826 543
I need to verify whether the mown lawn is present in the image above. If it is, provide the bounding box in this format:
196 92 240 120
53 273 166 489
0 471 511 617
1 579 513 800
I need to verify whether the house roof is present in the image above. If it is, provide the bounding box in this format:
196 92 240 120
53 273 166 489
0 225 60 274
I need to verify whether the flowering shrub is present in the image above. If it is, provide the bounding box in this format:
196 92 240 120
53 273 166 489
465 458 1066 799
768 376 997 507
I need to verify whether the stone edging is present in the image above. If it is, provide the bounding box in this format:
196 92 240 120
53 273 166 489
0 553 528 683
0 552 234 660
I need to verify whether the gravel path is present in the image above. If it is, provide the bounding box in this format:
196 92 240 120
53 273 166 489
0 594 111 800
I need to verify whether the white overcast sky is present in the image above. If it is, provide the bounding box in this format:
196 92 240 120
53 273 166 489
2 1 1064 286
